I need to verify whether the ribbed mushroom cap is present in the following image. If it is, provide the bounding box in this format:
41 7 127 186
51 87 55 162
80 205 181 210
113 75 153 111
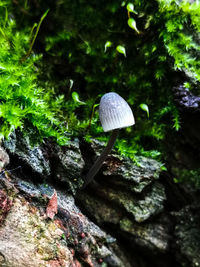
99 92 135 132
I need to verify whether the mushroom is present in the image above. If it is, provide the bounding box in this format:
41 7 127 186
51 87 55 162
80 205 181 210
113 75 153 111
83 92 135 187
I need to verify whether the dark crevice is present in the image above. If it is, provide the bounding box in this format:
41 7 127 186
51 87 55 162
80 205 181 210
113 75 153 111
5 154 45 185
160 172 191 212
79 137 97 177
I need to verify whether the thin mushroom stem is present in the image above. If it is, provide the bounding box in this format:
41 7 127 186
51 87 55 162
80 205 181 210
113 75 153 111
83 129 119 188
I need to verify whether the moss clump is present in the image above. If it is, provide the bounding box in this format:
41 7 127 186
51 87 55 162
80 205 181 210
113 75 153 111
157 0 200 83
1 0 200 162
0 1 70 144
12 0 200 160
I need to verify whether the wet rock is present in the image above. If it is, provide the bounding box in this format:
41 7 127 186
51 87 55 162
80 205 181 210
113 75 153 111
3 134 85 194
166 84 200 190
4 132 51 176
0 197 73 267
89 139 161 193
173 85 200 113
173 205 200 267
79 141 165 220
119 216 170 252
2 133 199 267
0 176 73 267
0 175 129 267
0 190 13 226
82 181 165 223
0 146 9 172
49 138 84 194
77 141 169 258
172 84 200 146
78 187 169 253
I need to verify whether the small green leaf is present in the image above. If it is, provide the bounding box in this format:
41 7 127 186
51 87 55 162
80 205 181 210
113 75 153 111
126 3 138 14
72 92 86 105
128 18 140 33
104 41 112 52
139 104 149 118
160 165 167 171
116 45 126 57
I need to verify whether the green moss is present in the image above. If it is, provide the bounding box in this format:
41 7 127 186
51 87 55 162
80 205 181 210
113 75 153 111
0 1 69 144
1 0 200 163
25 0 200 158
157 0 200 82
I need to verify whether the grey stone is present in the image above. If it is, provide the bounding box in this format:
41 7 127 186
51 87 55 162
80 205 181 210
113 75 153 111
52 138 85 193
173 205 200 267
4 132 50 176
0 175 129 267
0 147 9 172
3 134 199 266
77 139 169 256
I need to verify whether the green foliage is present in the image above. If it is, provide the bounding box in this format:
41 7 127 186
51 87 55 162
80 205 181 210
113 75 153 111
0 1 70 144
3 0 200 162
157 0 200 82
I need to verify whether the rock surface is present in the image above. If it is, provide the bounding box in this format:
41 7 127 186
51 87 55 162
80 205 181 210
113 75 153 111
0 169 126 266
0 134 200 266
77 143 170 260
173 205 200 267
4 132 51 176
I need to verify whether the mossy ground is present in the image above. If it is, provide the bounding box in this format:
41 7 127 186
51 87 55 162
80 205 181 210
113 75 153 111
0 0 200 169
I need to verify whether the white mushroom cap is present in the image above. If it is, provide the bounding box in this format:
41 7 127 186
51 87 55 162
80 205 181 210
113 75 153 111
99 92 135 132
